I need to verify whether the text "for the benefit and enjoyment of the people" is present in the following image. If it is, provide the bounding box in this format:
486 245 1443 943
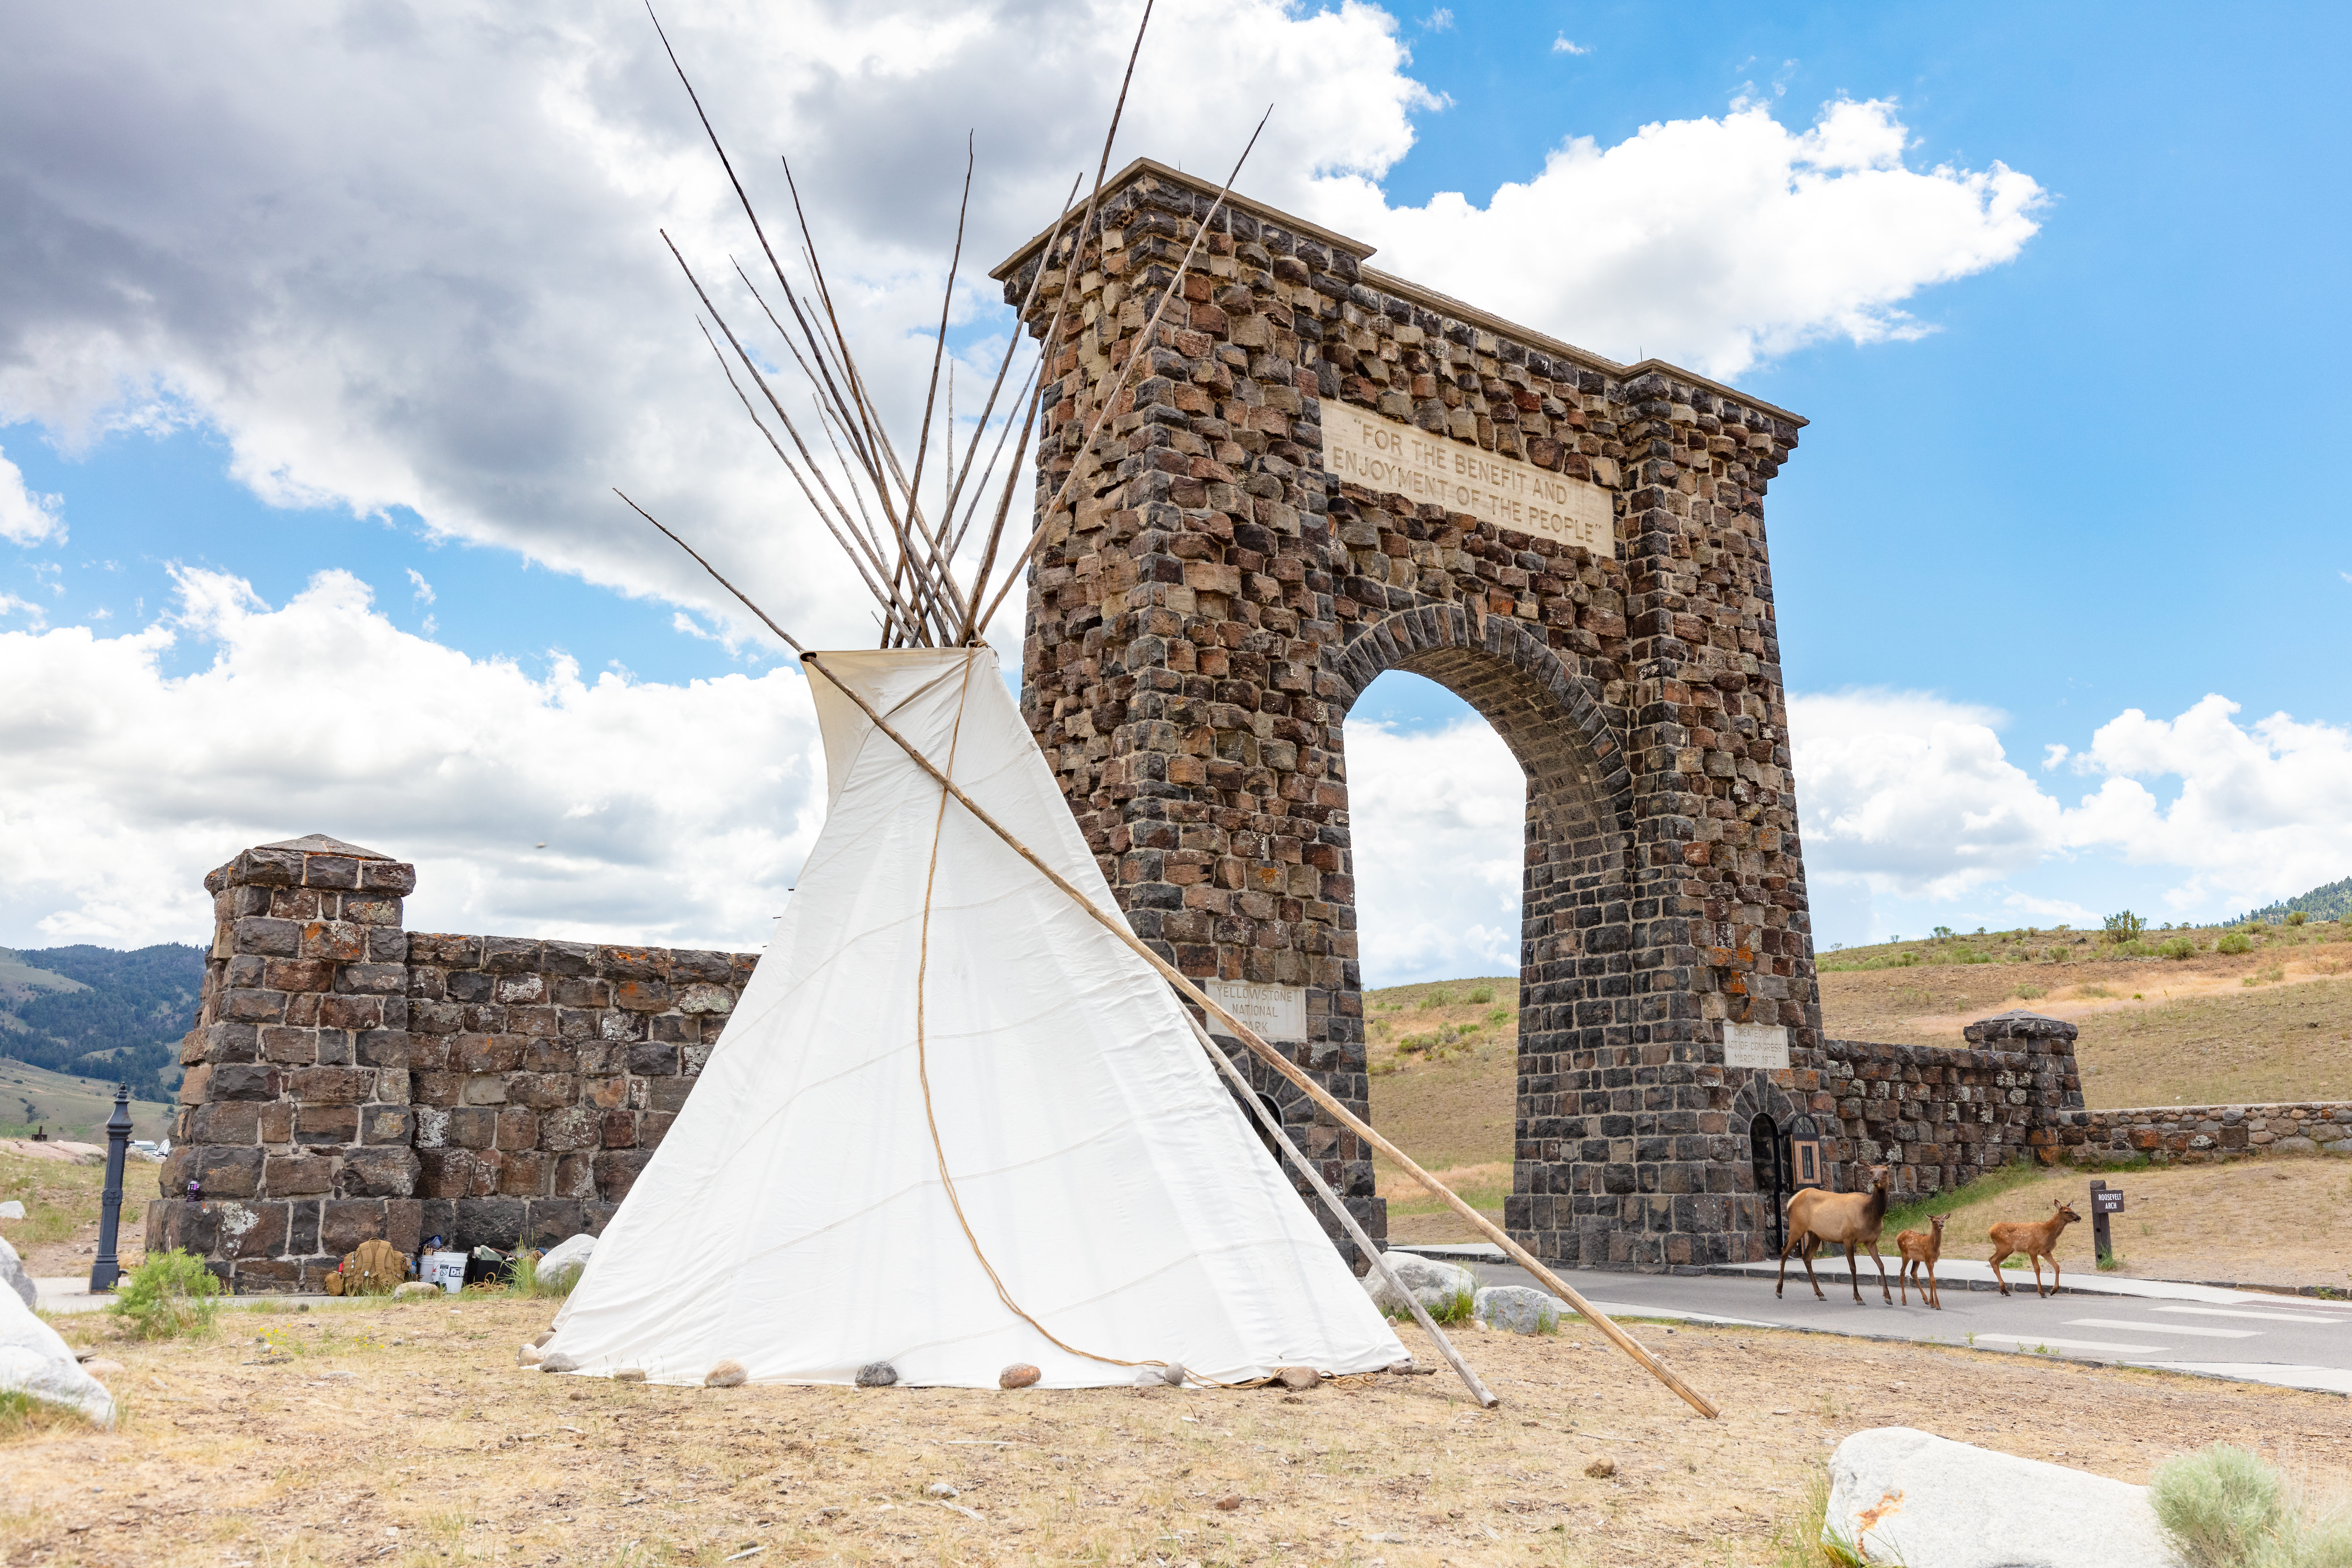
1321 409 1615 558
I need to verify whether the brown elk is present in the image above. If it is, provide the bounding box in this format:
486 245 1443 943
1895 1214 1949 1308
1988 1200 2082 1298
1776 1164 1893 1304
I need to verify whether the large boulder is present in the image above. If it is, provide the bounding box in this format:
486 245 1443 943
534 1233 595 1291
0 1236 34 1310
1827 1427 2178 1568
0 1275 113 1427
1361 1253 1477 1318
1473 1285 1565 1335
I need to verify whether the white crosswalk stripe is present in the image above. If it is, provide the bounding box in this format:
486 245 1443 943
2155 1305 2344 1324
2066 1317 2259 1339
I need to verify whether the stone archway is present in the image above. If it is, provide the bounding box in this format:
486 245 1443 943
998 158 1824 1270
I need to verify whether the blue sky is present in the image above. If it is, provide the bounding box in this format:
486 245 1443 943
2 0 2347 970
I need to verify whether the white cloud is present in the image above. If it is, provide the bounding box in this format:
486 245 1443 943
1791 688 2352 932
405 568 435 605
1551 35 1591 55
1419 8 1454 31
0 445 64 546
0 2 2041 649
1312 97 2044 377
0 567 823 950
1790 689 2061 901
1343 717 1525 985
0 591 46 629
2062 695 2352 913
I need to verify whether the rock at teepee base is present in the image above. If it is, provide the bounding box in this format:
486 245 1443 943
705 1360 746 1388
1362 1252 1477 1317
1275 1366 1319 1391
614 1368 646 1382
516 1343 544 1366
534 1233 596 1292
531 1328 557 1348
538 1352 580 1374
1826 1427 2174 1568
1473 1285 1565 1335
998 1363 1040 1389
855 1361 898 1388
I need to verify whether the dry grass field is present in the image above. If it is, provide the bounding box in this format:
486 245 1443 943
1817 920 2352 1108
0 1144 150 1277
12 1296 2350 1567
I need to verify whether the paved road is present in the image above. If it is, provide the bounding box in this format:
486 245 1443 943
1396 1248 2352 1396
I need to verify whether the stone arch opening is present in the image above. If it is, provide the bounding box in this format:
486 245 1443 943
1331 605 1634 1263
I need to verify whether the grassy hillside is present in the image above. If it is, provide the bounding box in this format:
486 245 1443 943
1363 977 1517 1243
1365 915 2352 1241
0 942 201 1102
1818 917 2352 1107
0 1057 176 1143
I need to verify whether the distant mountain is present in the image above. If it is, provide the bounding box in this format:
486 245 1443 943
0 943 203 1105
2239 875 2352 926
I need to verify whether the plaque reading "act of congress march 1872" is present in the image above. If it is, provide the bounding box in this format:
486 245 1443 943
1321 408 1616 558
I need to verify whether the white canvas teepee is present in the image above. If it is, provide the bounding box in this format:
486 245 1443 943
543 647 1405 1388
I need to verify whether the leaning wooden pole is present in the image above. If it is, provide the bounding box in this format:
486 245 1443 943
796 652 1721 1421
1181 1011 1496 1408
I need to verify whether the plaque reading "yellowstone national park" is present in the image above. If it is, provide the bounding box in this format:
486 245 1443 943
1321 408 1615 558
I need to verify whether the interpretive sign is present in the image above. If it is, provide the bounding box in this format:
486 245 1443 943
1205 980 1307 1044
1722 1021 1791 1070
1321 408 1615 558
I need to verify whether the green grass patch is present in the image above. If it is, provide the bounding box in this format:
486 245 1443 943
111 1248 222 1340
0 1387 99 1440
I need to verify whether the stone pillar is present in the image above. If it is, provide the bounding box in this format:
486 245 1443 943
997 168 1383 1264
150 835 419 1290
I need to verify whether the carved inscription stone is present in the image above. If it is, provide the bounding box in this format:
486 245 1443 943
1205 980 1307 1045
1723 1022 1792 1071
1322 407 1615 557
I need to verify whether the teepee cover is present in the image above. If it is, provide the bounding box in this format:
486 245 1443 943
545 647 1404 1387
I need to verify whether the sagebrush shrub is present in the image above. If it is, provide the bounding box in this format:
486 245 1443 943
111 1249 223 1340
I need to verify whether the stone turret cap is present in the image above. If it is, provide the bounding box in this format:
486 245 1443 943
204 833 415 897
256 833 395 860
1962 1010 2078 1045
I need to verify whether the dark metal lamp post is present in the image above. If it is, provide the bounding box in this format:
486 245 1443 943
90 1083 132 1292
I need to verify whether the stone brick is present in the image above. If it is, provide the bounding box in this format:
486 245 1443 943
508 1072 575 1110
340 1146 419 1198
293 1106 358 1146
183 1101 263 1145
288 1067 375 1105
319 1199 390 1254
593 1150 653 1202
265 1155 335 1197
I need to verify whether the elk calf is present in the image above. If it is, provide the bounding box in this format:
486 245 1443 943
1895 1214 1949 1308
1777 1165 1894 1305
1988 1200 2082 1298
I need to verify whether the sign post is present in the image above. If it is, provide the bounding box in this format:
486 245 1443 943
2089 1179 2125 1267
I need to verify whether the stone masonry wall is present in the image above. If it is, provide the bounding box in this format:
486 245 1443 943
2056 1102 2352 1163
996 158 1821 1271
148 836 751 1290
